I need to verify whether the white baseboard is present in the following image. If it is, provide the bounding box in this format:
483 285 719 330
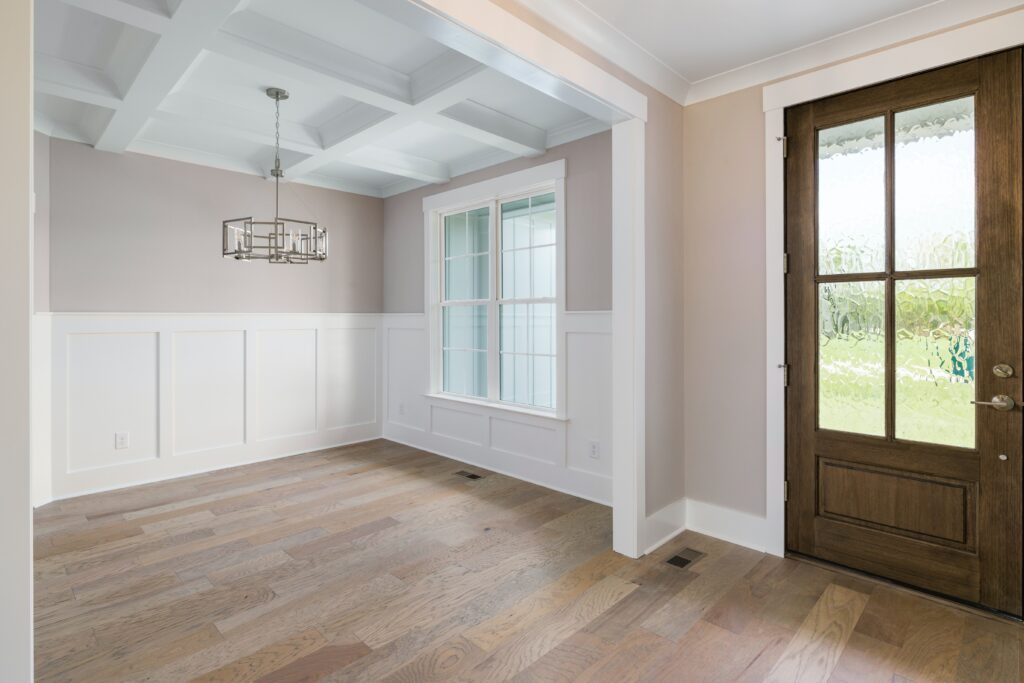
684 498 769 553
644 497 687 554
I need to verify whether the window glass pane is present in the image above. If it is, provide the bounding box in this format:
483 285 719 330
443 305 486 351
531 355 555 409
895 97 975 271
819 281 886 436
445 254 488 301
444 212 467 258
532 245 556 299
818 117 886 275
895 277 975 448
502 198 530 251
531 193 556 246
529 303 555 355
468 207 489 254
443 349 487 398
502 249 530 299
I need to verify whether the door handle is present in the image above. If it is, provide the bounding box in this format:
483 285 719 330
972 395 1016 412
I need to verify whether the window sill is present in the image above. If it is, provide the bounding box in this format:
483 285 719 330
425 393 568 422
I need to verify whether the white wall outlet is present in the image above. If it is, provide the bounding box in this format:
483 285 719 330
398 402 406 416
114 432 130 450
589 440 600 459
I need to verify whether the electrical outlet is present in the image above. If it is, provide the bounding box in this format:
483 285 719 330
398 402 406 416
589 440 600 459
114 432 130 450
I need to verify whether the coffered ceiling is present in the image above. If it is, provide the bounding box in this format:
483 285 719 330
34 0 610 198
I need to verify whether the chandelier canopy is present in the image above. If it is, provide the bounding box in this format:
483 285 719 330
222 87 328 264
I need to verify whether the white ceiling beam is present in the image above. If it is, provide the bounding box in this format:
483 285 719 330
209 11 414 112
59 0 172 35
34 52 123 110
285 62 545 180
346 147 450 184
430 101 545 157
92 0 245 153
354 0 640 123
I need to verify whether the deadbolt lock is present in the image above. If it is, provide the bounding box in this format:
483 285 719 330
994 364 1015 378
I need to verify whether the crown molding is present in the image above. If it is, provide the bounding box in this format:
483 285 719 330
507 0 691 106
508 0 1024 109
685 0 1024 105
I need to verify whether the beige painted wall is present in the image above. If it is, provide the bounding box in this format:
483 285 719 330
1 0 33 677
47 138 385 313
382 131 612 313
682 86 767 517
492 0 687 517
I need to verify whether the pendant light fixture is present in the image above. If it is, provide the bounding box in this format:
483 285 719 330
222 87 328 263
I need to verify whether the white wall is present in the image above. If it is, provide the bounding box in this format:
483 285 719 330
1 0 33 678
382 312 613 503
47 313 381 500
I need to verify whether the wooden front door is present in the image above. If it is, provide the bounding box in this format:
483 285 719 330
785 49 1023 615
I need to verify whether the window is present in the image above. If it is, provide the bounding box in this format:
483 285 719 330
428 162 565 415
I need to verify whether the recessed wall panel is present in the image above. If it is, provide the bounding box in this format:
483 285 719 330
323 327 376 430
67 332 159 472
255 329 317 440
172 330 245 455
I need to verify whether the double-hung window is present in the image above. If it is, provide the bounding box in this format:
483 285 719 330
429 161 565 415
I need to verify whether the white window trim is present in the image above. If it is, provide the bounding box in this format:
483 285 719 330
424 159 567 419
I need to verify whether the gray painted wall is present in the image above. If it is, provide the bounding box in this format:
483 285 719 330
382 131 612 313
46 138 385 313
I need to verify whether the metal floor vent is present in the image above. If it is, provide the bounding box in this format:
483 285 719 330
666 547 703 569
454 470 483 480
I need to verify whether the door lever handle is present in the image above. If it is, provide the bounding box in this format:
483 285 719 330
972 395 1016 412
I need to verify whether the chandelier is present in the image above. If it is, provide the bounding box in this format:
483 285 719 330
222 87 328 263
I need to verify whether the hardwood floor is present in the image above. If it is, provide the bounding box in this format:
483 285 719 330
34 440 1023 682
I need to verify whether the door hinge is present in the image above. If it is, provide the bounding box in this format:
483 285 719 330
779 363 790 387
780 135 788 158
784 480 789 502
783 252 789 274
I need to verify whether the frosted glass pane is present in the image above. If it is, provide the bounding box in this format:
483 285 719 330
895 278 975 448
443 305 486 351
818 117 886 274
895 97 975 270
819 281 885 436
445 212 467 257
444 349 487 398
532 245 556 299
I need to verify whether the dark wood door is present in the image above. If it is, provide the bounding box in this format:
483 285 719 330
785 49 1023 615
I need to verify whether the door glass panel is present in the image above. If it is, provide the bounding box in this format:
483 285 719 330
895 97 975 271
895 277 976 448
819 281 886 436
818 117 886 275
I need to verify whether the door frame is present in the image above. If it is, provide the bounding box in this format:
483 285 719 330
762 8 1024 558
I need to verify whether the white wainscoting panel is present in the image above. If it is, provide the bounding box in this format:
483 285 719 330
172 330 246 456
382 312 612 504
50 314 381 500
254 329 318 441
66 331 160 473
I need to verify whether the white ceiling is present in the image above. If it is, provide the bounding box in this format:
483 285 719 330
33 0 609 198
510 0 1024 104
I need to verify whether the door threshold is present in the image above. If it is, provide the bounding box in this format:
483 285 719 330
786 551 1023 625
